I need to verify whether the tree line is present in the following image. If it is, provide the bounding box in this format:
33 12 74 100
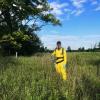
40 42 100 53
67 42 100 52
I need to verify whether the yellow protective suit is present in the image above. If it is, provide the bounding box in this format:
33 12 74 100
52 48 67 80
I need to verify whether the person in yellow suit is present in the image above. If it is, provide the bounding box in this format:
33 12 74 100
52 41 67 80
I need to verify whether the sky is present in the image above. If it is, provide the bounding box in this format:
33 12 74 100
38 0 100 50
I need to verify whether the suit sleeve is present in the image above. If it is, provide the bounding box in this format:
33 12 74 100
64 49 67 64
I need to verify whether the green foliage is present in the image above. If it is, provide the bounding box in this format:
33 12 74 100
67 46 71 52
0 0 61 55
0 31 42 55
0 52 100 100
41 14 61 25
78 47 85 52
0 0 60 36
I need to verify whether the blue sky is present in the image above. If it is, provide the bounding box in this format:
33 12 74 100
38 0 100 50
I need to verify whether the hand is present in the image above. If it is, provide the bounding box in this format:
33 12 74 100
63 64 66 69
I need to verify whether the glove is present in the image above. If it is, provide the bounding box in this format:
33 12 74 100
63 64 66 69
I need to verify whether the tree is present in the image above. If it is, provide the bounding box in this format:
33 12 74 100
81 47 85 51
67 46 71 52
1 31 42 55
0 0 60 37
0 0 61 55
78 47 85 52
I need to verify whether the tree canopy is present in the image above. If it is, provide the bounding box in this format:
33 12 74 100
0 0 61 55
0 0 60 36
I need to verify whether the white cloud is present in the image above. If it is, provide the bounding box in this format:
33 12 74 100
69 8 84 16
64 8 71 12
50 2 69 15
49 0 87 20
40 34 100 50
37 0 100 20
75 9 85 16
48 0 100 19
71 0 87 9
95 5 100 11
70 0 87 16
90 0 100 11
91 0 98 5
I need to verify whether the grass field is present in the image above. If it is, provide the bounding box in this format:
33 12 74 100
0 52 100 100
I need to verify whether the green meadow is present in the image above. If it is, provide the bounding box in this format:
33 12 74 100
0 52 100 100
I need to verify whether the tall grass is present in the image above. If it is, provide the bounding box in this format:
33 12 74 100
0 52 100 100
